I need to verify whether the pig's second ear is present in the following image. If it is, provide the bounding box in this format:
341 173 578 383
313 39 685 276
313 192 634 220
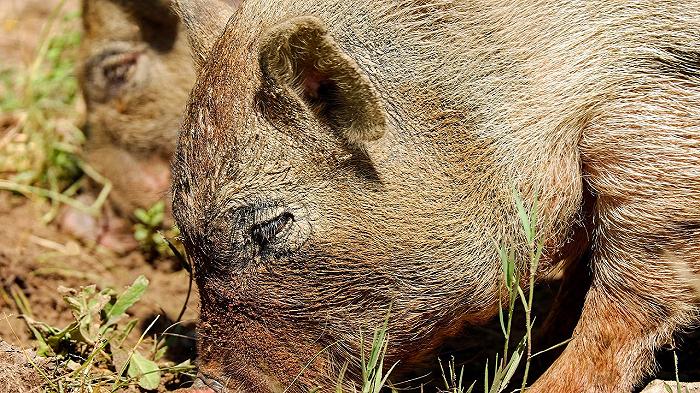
259 17 386 146
172 0 235 69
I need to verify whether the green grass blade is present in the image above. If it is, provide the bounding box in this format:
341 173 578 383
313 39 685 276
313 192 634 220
103 275 148 330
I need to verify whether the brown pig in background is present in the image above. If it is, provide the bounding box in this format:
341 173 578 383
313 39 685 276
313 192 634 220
171 0 700 392
79 0 194 212
58 0 197 251
68 0 244 252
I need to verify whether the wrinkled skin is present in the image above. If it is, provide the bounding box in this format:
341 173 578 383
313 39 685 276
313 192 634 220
60 0 196 251
171 1 700 392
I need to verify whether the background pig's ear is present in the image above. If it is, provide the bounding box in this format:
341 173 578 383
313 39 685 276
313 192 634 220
80 0 186 104
259 16 386 146
82 0 180 51
172 0 235 69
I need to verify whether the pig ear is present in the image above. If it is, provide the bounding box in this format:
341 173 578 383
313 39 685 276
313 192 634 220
259 16 386 146
82 0 180 51
172 0 235 69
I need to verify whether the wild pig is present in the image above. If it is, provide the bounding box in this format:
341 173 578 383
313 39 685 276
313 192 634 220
171 0 700 392
70 0 242 250
80 0 194 214
69 0 243 251
80 0 193 212
59 0 196 250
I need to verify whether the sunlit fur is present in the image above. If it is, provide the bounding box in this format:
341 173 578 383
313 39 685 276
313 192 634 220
172 1 700 392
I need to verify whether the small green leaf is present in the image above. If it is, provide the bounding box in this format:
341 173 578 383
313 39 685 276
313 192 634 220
127 351 161 390
134 209 150 224
45 321 78 349
169 359 195 374
102 275 149 331
507 251 515 290
26 322 53 357
517 286 528 311
72 287 111 345
154 344 167 361
134 226 149 241
499 338 525 392
113 319 139 348
150 200 165 215
498 246 510 288
530 191 539 240
335 361 349 393
514 192 531 242
498 301 506 336
483 358 489 393
150 211 164 227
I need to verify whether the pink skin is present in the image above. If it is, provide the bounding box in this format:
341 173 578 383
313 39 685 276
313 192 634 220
58 195 138 254
59 155 171 253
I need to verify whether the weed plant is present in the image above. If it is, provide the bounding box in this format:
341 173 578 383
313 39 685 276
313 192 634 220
133 201 183 260
14 276 194 392
0 0 111 222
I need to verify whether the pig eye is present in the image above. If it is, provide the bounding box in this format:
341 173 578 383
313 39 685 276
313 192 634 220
226 203 311 265
83 44 146 102
100 52 140 88
250 211 294 250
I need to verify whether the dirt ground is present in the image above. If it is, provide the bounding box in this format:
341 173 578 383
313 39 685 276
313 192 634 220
0 193 198 349
1 1 699 392
0 194 198 391
0 1 197 390
0 0 56 68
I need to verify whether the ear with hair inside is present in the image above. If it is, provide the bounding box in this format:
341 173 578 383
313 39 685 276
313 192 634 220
259 16 386 146
172 0 235 69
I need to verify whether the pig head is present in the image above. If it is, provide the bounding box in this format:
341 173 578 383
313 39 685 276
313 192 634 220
171 1 700 392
